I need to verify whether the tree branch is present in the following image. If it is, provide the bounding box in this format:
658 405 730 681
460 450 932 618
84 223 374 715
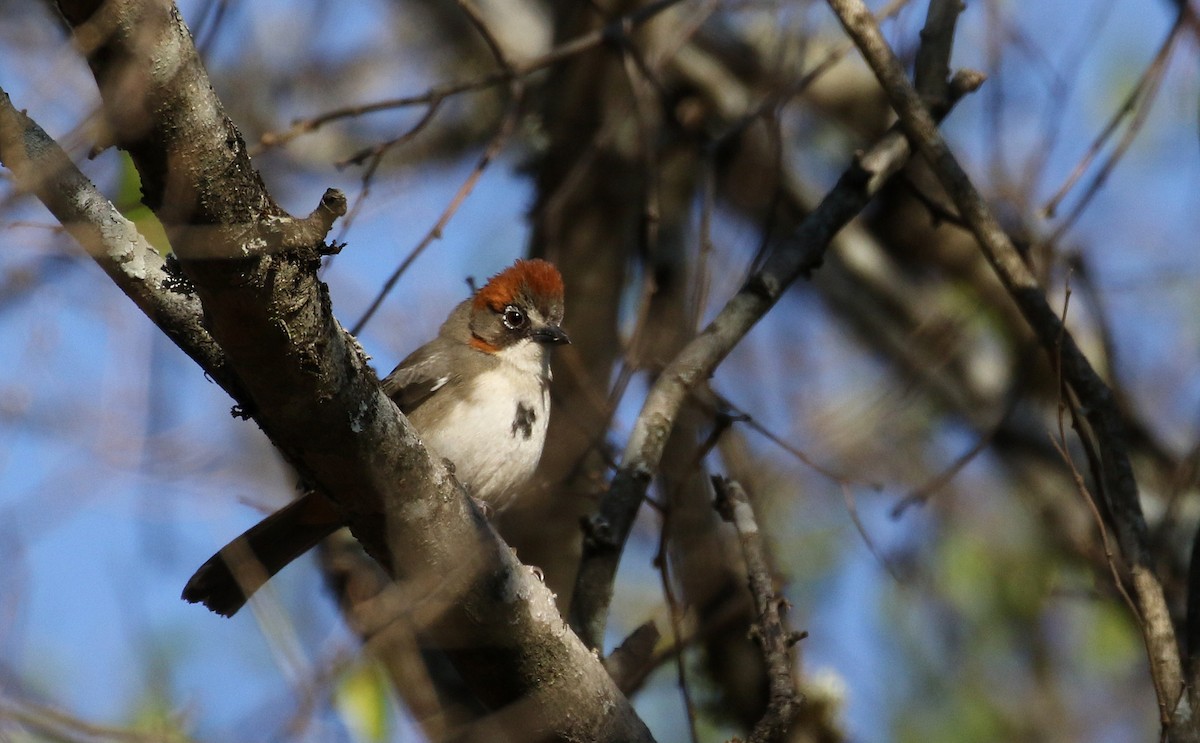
256 0 692 151
35 0 654 738
824 0 1190 734
570 51 982 648
713 476 804 743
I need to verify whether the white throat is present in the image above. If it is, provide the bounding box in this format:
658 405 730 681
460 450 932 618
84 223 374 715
494 338 552 381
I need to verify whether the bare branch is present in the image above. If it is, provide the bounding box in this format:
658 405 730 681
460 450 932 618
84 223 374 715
713 0 914 142
349 95 522 335
824 0 1189 733
912 0 963 101
713 476 803 743
604 621 662 693
1040 12 1184 223
570 54 983 653
256 0 692 152
0 694 191 743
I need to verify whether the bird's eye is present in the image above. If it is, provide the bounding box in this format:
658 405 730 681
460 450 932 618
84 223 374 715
502 305 527 330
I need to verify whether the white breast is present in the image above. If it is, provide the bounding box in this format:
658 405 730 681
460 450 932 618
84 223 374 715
417 340 551 509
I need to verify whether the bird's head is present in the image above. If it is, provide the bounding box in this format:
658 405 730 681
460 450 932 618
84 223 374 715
468 259 569 355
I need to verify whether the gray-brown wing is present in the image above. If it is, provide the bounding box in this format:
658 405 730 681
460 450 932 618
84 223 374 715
380 348 455 416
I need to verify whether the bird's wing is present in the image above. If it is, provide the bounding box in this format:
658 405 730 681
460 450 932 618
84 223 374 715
380 348 455 416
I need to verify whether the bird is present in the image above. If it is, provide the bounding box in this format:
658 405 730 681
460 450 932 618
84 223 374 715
182 258 569 616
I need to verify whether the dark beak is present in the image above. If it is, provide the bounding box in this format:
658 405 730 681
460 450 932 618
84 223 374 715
531 325 571 346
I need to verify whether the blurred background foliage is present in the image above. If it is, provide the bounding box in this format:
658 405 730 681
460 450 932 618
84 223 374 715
1 0 1198 741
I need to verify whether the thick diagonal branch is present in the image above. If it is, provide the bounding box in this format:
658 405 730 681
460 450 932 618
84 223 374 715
42 1 653 738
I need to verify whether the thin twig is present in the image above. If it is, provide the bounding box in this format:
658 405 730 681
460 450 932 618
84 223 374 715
619 34 663 270
690 153 716 331
457 0 514 70
349 93 522 336
330 0 521 287
713 477 803 743
337 98 446 170
0 695 191 743
255 0 692 152
839 480 905 583
324 96 448 254
603 621 662 692
1051 279 1161 713
694 388 911 584
1040 11 1184 222
1017 2 1116 196
892 370 1025 517
714 0 914 146
747 111 785 275
1049 281 1137 617
654 506 702 743
1042 15 1184 252
618 586 766 699
708 391 862 487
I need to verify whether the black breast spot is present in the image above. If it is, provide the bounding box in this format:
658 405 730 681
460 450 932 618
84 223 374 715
511 403 536 439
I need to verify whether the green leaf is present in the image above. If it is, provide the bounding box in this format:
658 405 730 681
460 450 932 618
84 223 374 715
335 660 391 743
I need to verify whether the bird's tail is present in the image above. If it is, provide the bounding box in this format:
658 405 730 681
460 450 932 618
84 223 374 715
182 491 341 617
